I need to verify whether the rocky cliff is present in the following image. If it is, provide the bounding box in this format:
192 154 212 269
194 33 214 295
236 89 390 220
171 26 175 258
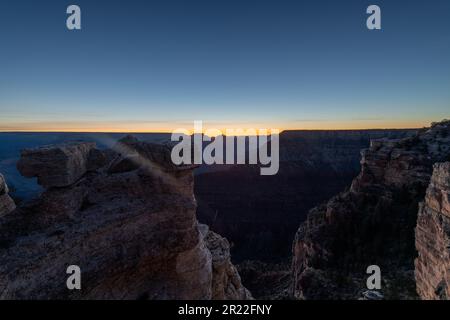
0 137 250 300
292 120 450 299
203 225 252 300
415 162 450 299
0 173 15 217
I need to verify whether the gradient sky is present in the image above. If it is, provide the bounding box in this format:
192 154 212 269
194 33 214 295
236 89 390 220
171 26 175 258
0 0 449 132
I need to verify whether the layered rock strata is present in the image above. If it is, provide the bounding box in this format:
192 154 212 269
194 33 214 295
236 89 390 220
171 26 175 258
0 137 250 300
292 120 450 299
415 162 450 299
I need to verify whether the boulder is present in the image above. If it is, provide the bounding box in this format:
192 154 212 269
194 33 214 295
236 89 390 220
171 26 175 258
17 142 96 188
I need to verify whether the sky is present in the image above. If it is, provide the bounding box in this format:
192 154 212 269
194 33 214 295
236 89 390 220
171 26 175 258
0 0 449 132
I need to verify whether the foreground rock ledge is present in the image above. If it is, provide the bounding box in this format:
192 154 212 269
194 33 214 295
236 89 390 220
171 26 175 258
0 138 251 300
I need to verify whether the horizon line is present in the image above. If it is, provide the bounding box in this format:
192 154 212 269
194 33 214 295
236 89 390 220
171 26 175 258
0 127 422 134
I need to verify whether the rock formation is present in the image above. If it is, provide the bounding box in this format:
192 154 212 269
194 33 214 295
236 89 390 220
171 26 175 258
292 120 450 299
0 173 15 217
415 162 450 299
0 137 250 300
202 225 252 300
17 142 97 188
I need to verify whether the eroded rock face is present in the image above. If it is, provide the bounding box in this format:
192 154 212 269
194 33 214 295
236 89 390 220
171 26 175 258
292 120 450 300
0 139 249 300
203 226 252 300
0 173 16 217
415 162 450 300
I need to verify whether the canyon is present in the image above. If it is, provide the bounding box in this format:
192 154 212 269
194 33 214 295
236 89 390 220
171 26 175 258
0 121 449 299
196 129 416 263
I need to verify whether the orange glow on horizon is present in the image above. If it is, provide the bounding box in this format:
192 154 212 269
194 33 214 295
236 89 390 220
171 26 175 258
0 118 441 133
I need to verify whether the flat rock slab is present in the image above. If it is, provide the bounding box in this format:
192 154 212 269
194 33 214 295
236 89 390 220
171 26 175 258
17 142 96 188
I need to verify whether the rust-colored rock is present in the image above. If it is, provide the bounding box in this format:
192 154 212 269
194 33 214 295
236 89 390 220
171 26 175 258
415 162 450 300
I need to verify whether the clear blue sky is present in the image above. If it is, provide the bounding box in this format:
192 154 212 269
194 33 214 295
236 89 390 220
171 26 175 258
0 0 449 131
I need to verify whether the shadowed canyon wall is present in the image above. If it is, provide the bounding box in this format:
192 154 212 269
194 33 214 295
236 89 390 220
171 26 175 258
292 121 450 299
